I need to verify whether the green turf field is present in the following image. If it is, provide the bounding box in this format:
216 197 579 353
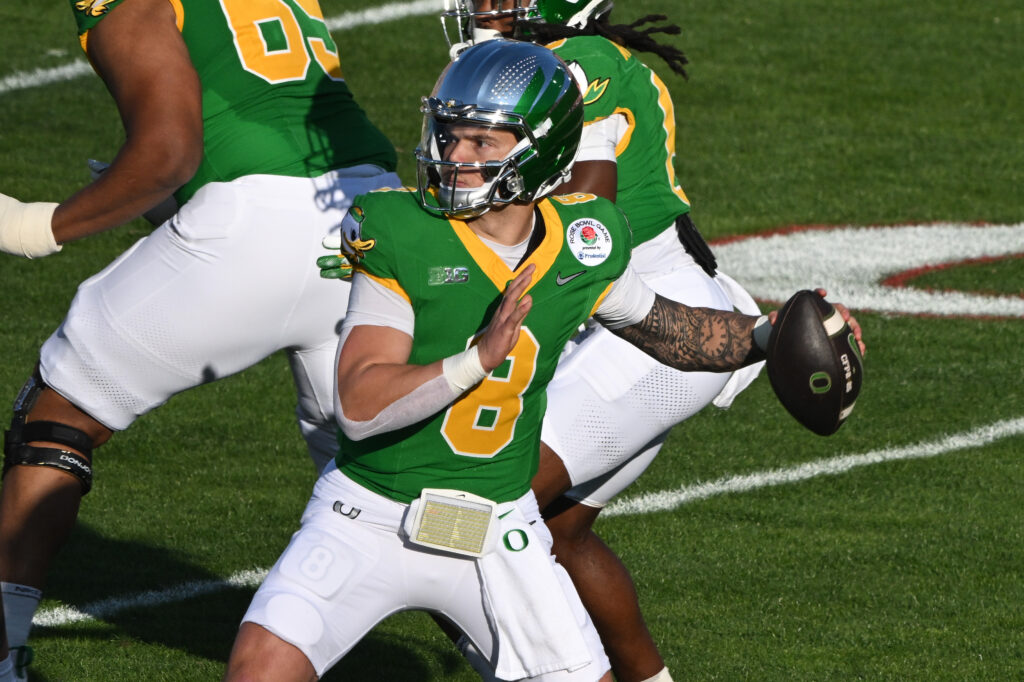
1 1 1022 680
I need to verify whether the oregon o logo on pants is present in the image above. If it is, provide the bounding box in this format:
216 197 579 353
503 529 529 552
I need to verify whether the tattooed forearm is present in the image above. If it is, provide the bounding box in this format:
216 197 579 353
612 294 766 372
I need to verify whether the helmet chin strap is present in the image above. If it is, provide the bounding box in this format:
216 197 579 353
449 41 471 59
450 25 502 58
472 25 503 43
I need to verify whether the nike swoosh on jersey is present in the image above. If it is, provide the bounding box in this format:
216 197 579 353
555 270 586 286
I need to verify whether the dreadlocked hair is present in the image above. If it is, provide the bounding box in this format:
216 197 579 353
520 14 688 78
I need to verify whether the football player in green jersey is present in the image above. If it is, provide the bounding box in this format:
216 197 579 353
232 39 863 682
0 1 398 678
437 2 767 680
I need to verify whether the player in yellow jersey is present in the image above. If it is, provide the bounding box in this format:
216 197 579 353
0 1 398 678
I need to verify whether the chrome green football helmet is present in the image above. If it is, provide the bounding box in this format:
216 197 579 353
416 39 583 219
441 0 614 50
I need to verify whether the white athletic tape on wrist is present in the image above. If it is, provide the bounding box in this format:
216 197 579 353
640 667 674 682
752 314 772 352
442 345 487 393
0 195 60 258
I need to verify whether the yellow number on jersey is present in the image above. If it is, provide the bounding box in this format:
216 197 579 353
441 328 540 458
220 0 343 84
551 192 598 205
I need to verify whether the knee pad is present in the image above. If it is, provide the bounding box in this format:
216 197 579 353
3 370 94 494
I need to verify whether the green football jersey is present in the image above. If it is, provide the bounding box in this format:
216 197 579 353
550 36 691 246
337 189 633 504
70 0 396 203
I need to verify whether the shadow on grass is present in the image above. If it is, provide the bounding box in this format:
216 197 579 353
33 525 471 679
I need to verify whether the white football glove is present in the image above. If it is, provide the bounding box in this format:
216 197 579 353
0 192 60 259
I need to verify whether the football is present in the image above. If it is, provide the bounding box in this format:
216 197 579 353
766 290 863 436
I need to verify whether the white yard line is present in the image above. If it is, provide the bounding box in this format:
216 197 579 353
325 0 441 31
603 417 1024 517
0 60 93 95
32 569 268 628
0 0 440 96
33 417 1024 628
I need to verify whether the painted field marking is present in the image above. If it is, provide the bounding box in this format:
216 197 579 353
32 569 268 628
603 417 1024 517
714 223 1024 317
33 417 1024 628
0 0 438 96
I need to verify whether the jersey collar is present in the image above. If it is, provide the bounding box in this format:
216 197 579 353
448 199 564 293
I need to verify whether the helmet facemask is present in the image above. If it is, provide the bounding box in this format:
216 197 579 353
416 100 548 219
441 0 534 53
440 0 614 52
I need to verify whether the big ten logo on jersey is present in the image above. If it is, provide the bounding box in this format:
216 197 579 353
221 0 344 84
566 218 613 266
428 266 470 285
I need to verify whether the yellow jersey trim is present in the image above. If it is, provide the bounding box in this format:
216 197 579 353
650 70 690 206
354 266 411 304
449 200 565 295
589 281 616 317
80 0 185 53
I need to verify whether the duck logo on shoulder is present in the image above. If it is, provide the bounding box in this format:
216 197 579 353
75 0 118 16
342 206 376 262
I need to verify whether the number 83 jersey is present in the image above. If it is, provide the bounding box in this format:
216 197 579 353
337 189 633 505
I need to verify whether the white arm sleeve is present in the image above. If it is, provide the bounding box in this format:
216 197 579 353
575 114 628 163
336 368 458 441
335 272 468 441
593 264 657 330
341 271 415 335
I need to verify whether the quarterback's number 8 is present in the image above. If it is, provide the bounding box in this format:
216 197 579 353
220 0 344 84
442 329 540 458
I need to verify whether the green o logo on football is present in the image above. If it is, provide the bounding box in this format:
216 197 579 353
809 371 832 394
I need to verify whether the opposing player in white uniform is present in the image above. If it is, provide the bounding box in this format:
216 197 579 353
436 2 764 680
0 1 398 678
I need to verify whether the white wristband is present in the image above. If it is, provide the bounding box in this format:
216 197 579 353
752 314 772 352
0 194 60 258
442 345 488 393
